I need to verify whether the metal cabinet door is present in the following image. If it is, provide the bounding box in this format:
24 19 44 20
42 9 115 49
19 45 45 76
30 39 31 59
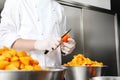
83 9 117 76
0 0 5 11
0 0 6 19
62 5 83 63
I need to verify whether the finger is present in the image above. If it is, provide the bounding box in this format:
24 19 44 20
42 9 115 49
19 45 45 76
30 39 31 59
62 46 70 52
53 37 61 43
56 37 61 42
53 38 61 45
62 49 69 54
50 42 60 50
68 38 75 43
63 42 74 49
55 41 60 46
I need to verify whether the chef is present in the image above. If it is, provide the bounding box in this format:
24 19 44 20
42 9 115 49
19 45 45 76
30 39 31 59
0 0 76 67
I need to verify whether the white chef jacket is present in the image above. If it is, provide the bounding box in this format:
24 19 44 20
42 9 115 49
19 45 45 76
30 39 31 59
0 0 66 67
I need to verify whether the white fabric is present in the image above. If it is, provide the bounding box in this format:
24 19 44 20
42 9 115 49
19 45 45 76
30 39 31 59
0 0 66 67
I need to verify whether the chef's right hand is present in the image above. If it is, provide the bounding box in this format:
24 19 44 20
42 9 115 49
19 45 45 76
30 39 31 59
34 37 61 52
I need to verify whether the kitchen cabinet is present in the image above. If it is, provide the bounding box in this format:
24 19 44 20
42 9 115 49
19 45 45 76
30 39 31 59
83 9 117 76
62 5 83 63
0 0 5 20
0 0 5 14
0 0 5 11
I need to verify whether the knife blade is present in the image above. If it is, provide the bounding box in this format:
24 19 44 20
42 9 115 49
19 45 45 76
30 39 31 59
44 29 71 54
61 29 71 38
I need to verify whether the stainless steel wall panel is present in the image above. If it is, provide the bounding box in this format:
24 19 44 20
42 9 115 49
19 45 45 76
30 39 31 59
61 3 118 76
0 0 5 11
62 5 83 63
83 9 117 76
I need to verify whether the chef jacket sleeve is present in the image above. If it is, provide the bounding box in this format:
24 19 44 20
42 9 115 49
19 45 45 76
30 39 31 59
0 0 21 48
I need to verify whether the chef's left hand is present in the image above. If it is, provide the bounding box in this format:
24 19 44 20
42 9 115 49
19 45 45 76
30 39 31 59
61 38 76 55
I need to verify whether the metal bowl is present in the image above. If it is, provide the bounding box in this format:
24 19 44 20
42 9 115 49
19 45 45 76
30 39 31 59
0 66 67 80
65 66 105 80
92 76 120 80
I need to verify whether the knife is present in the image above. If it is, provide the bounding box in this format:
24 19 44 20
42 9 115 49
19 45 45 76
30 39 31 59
61 29 71 38
44 29 71 54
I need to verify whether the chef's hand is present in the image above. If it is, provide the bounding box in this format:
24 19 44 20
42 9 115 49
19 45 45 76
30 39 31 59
61 38 76 55
34 37 61 52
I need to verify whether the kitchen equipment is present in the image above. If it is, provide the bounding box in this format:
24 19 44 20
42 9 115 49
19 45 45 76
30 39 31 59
0 66 67 80
62 2 117 76
65 66 106 80
92 76 120 80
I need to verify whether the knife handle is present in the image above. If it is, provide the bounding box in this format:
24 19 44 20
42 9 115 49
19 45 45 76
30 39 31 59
44 50 49 54
62 53 66 56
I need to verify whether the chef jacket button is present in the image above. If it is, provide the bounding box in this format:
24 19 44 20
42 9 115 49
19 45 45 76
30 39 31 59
55 22 57 25
35 5 37 8
37 18 40 21
41 33 44 35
